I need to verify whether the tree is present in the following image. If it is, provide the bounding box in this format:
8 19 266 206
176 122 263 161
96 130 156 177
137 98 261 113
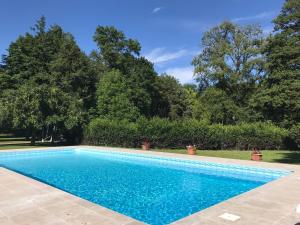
1 17 97 143
126 57 157 117
202 88 242 124
182 85 210 121
93 26 140 73
96 70 140 121
192 22 265 106
153 74 190 119
93 26 159 118
253 0 300 127
10 84 44 144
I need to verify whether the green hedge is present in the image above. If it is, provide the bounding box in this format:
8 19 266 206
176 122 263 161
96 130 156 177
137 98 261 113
84 118 288 150
84 119 138 147
289 124 300 148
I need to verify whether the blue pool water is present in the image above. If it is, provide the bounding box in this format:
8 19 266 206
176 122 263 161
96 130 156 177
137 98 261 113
0 148 289 225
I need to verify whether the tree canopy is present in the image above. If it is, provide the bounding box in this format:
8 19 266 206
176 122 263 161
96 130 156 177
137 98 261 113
0 0 299 148
1 17 97 143
96 69 140 121
252 0 300 128
192 22 264 102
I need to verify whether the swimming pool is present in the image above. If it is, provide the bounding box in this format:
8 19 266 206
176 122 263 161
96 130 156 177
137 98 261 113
0 147 290 225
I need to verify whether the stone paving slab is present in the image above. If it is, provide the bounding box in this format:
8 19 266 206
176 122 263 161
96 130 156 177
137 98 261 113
0 167 144 225
1 145 300 225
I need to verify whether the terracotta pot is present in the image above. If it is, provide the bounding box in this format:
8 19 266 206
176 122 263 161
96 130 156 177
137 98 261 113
142 141 150 150
187 145 197 155
251 153 262 161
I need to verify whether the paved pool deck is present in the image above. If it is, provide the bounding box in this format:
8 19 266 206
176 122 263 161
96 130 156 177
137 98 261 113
0 145 300 225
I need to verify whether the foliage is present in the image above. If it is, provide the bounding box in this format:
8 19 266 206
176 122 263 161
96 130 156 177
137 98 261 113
200 87 241 124
84 118 138 147
93 26 140 73
153 74 189 119
182 85 210 121
192 21 265 105
84 118 288 150
252 0 300 128
93 26 158 117
1 17 97 143
0 3 299 150
191 22 267 126
96 70 140 121
289 124 300 148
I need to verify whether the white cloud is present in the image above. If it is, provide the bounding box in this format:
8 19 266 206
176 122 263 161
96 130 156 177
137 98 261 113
144 48 188 64
152 7 162 14
165 66 195 84
232 11 275 22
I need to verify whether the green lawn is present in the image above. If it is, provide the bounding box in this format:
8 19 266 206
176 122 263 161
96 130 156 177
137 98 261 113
1 133 299 165
152 149 300 164
0 144 41 150
0 134 63 150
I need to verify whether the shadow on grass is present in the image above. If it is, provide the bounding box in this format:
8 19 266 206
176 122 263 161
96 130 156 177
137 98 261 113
0 138 27 142
0 142 70 150
273 151 300 164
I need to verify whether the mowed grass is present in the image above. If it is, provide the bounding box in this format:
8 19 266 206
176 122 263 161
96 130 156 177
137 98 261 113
1 133 299 164
0 134 61 150
0 144 42 150
152 149 300 164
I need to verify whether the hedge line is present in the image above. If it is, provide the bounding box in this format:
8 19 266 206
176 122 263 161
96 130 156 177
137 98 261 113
83 118 288 150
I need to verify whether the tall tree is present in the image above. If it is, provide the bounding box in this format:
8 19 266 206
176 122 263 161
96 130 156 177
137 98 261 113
253 0 300 127
96 70 140 121
183 84 210 122
154 74 188 119
192 22 265 106
93 26 140 73
2 17 97 143
93 26 159 117
200 87 243 124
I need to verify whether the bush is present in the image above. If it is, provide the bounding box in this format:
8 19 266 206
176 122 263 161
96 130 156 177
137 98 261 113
84 118 288 150
83 118 138 147
289 124 300 149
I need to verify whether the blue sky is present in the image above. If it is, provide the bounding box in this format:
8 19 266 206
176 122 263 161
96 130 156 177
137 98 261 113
0 0 284 83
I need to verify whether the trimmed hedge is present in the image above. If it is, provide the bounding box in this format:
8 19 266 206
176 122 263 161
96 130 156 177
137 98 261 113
84 119 138 147
289 124 300 148
84 118 288 150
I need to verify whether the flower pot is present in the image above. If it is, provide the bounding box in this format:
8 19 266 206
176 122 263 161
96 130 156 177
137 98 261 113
251 153 262 161
142 141 150 150
187 145 197 155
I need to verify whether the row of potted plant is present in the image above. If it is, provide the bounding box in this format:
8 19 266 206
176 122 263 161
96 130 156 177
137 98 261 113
142 140 262 160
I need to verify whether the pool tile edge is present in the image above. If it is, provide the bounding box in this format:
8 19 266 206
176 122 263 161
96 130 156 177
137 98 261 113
0 167 145 225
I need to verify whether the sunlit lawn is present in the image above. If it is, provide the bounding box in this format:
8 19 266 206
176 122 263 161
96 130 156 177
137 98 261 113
152 149 300 164
1 133 299 164
0 134 63 150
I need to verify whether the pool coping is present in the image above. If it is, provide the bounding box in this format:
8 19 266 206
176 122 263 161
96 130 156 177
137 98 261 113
1 145 300 225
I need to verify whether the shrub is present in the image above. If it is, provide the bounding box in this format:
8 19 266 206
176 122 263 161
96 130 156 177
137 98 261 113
289 124 300 149
234 123 288 150
84 118 288 150
83 118 138 147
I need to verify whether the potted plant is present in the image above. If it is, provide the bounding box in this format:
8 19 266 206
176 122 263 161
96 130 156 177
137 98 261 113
251 147 262 161
186 145 197 155
142 139 150 150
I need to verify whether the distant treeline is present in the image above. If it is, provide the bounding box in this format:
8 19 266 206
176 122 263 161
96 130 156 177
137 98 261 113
0 0 299 149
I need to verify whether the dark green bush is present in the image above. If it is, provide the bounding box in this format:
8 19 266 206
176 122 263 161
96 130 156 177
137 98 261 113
83 118 138 147
289 124 300 149
84 118 288 150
